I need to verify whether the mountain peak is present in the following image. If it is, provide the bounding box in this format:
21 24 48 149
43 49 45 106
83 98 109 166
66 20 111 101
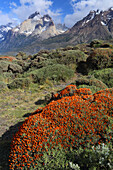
28 11 40 19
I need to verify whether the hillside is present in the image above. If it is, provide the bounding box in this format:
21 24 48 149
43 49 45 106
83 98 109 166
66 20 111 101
0 40 113 169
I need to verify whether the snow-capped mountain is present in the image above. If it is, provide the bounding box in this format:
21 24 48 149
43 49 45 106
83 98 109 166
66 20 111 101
0 12 68 53
66 7 113 43
12 12 59 38
0 23 13 41
1 7 113 54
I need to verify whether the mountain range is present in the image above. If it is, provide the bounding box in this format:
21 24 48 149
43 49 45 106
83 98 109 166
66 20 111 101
1 7 113 54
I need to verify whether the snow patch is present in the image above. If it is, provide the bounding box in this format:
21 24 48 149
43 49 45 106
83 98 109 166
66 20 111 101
1 27 12 32
0 34 3 38
1 37 4 40
86 20 90 23
13 28 19 32
82 21 86 26
33 15 41 21
25 31 32 35
57 30 65 34
101 21 106 26
91 12 95 20
41 27 46 32
96 10 100 15
44 18 50 22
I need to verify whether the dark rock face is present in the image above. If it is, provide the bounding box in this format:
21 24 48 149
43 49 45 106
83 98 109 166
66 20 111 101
28 12 40 19
66 8 113 44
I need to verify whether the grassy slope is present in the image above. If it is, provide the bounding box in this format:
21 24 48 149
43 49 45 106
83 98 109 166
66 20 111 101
0 77 77 169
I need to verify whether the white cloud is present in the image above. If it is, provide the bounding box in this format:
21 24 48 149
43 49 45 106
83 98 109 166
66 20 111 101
12 0 56 22
47 9 62 24
0 12 13 25
0 0 62 25
65 0 113 27
10 2 17 8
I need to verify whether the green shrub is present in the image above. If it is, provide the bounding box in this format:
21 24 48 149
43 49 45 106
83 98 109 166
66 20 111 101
77 85 104 94
90 39 112 48
26 64 74 84
57 50 87 63
0 81 7 89
66 143 113 170
87 48 113 69
16 51 28 60
73 75 108 90
42 59 58 66
8 78 30 89
89 68 113 88
90 39 103 48
34 144 71 170
0 75 3 81
48 50 87 72
8 63 23 73
0 61 9 73
2 72 15 84
77 48 113 74
14 60 30 72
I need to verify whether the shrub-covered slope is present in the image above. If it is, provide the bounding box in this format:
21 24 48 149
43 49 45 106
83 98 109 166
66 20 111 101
9 85 113 169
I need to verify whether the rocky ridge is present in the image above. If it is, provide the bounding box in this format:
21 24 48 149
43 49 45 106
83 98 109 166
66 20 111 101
66 7 113 43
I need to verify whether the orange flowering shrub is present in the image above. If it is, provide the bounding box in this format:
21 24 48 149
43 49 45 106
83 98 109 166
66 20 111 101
0 56 16 62
53 84 77 100
9 87 113 169
53 85 93 102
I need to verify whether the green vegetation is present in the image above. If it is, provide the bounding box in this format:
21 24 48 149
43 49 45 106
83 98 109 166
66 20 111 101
0 40 113 170
8 78 30 89
89 68 113 88
90 39 113 48
73 75 108 92
25 64 74 84
0 81 7 90
77 48 113 74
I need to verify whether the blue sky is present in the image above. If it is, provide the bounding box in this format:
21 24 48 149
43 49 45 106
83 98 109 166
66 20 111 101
0 0 113 27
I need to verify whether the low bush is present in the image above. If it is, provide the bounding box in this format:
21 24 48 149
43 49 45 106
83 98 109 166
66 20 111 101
0 61 9 73
55 50 87 72
0 81 7 89
77 48 113 74
90 39 112 48
89 68 113 88
26 64 74 84
77 84 104 94
9 86 113 169
2 72 15 84
16 52 28 60
73 75 108 90
87 48 113 69
8 63 23 73
8 78 30 89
